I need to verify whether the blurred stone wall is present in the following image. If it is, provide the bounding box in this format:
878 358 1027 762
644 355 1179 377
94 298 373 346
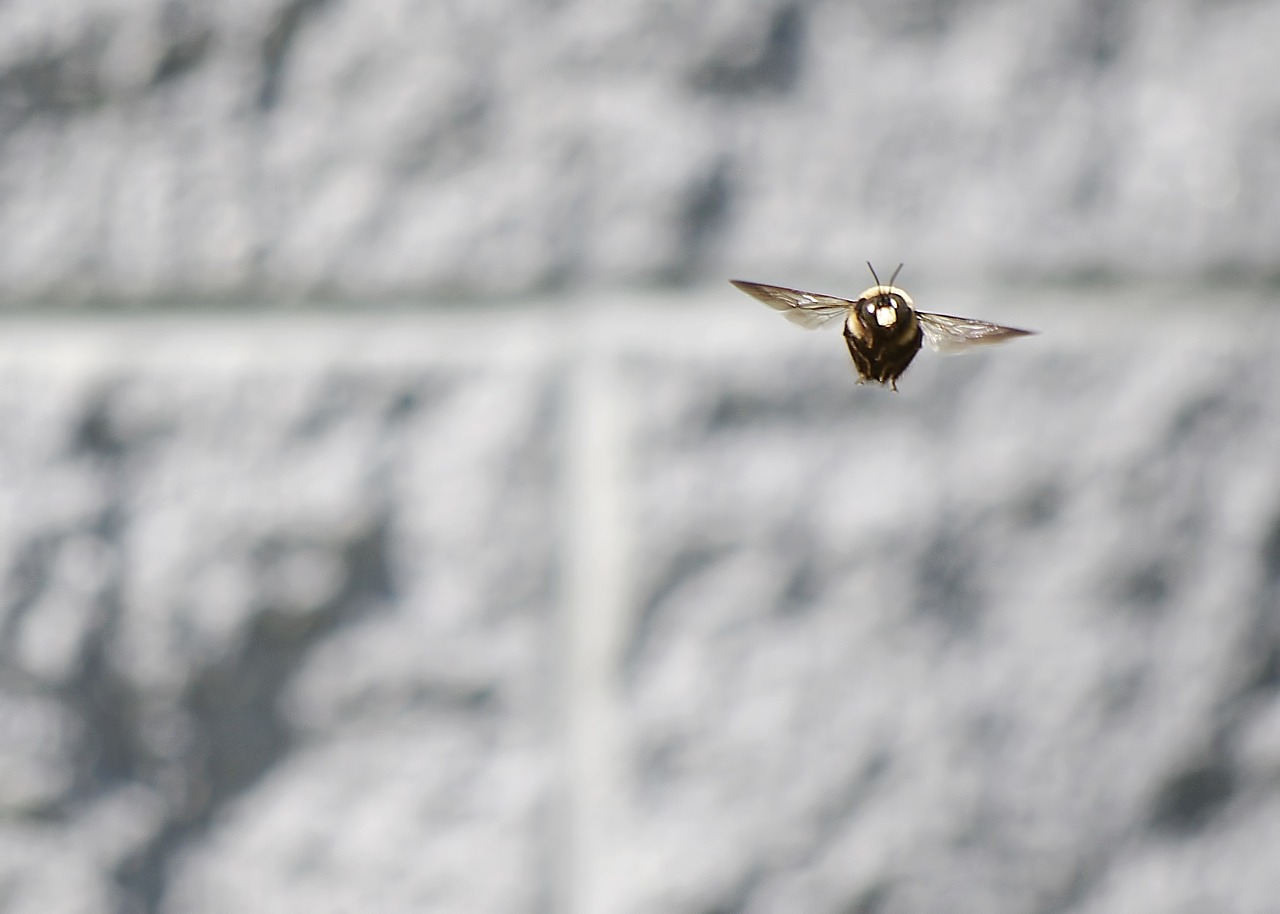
1 295 1279 913
0 0 1278 304
2 2 1280 913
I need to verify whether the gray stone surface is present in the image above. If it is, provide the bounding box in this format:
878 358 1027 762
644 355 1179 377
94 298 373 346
0 0 1279 303
0 316 560 912
3 2 1280 910
611 294 1280 914
0 294 1277 913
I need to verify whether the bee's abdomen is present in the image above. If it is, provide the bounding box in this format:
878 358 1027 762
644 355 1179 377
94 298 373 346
844 323 923 386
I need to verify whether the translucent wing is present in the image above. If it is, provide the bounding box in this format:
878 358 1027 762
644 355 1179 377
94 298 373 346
916 310 1035 353
729 280 852 330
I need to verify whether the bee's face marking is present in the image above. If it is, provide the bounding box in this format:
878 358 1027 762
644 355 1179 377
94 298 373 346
875 301 898 328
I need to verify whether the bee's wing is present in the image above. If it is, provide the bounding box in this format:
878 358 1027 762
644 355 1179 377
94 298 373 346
729 280 852 330
916 310 1036 353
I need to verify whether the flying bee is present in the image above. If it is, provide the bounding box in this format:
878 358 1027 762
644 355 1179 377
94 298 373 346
730 264 1035 390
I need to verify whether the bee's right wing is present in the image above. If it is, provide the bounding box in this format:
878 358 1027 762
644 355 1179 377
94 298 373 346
729 280 852 330
916 310 1036 353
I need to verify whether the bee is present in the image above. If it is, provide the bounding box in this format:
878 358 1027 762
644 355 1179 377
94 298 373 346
730 264 1035 390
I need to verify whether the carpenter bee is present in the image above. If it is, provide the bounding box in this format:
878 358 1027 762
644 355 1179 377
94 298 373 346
730 264 1035 390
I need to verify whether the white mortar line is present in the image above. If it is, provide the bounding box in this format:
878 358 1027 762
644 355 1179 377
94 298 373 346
557 324 635 914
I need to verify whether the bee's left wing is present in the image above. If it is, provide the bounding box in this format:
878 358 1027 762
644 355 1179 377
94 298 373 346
916 311 1036 353
729 280 852 330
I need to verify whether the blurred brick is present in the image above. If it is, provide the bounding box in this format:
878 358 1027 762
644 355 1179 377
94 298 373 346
0 314 560 912
0 1 1277 302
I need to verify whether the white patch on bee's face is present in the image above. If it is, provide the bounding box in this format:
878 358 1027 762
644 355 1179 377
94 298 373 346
875 304 897 327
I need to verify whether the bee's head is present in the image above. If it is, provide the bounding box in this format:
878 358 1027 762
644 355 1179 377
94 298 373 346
856 287 912 327
849 284 911 337
848 265 916 343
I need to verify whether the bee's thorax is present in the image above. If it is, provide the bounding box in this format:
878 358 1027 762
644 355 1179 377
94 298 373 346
855 284 914 308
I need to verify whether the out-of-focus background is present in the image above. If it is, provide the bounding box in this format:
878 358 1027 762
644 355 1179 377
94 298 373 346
1 2 1279 913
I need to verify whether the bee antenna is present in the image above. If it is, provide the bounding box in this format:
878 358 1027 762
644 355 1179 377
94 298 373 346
866 261 881 287
888 263 904 287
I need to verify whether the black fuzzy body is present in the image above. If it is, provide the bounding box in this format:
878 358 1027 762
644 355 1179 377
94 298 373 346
843 289 924 389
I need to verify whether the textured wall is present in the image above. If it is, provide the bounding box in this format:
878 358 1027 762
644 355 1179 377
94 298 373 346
0 0 1279 303
1 295 1279 913
2 2 1280 913
0 316 560 912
